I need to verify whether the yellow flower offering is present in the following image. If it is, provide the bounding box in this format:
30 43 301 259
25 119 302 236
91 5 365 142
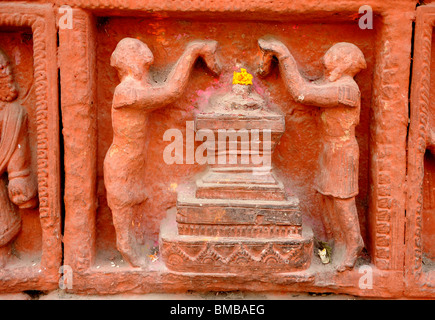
232 68 253 85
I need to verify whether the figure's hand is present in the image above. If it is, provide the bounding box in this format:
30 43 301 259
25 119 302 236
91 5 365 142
257 38 289 76
258 38 289 57
257 50 275 77
186 40 222 76
8 177 38 209
199 41 222 76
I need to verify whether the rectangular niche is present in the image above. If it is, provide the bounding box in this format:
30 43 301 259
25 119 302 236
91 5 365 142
93 16 376 264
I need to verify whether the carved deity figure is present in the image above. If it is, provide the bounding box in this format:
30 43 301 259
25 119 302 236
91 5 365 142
0 49 38 267
258 38 366 271
104 38 221 267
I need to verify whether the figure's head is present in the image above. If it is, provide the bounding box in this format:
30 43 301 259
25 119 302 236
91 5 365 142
0 49 18 102
322 42 366 82
110 38 154 80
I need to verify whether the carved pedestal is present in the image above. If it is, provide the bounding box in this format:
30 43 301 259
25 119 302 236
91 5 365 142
161 82 313 273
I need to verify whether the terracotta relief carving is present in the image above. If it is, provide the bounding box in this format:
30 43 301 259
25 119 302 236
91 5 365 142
56 1 426 298
104 38 221 267
0 3 61 294
258 38 366 271
0 48 37 268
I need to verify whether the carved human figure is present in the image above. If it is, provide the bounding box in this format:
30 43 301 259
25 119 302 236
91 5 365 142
104 38 221 267
0 49 38 267
258 38 366 271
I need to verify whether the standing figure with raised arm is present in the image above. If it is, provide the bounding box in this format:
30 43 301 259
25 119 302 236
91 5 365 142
104 38 221 267
257 38 366 271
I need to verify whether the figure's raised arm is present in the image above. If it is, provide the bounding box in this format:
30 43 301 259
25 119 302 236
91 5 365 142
258 38 365 109
150 40 221 106
258 38 308 101
110 38 221 110
293 82 360 108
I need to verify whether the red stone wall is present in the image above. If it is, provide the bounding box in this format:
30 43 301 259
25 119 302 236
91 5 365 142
1 0 435 299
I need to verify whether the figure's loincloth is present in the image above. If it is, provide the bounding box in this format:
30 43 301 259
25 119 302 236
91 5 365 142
314 138 359 199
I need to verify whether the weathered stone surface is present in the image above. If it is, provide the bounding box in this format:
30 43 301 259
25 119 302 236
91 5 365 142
1 0 434 299
57 0 416 298
0 2 61 293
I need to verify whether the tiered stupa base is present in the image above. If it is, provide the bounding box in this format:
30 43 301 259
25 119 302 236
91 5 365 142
160 79 313 274
160 184 313 273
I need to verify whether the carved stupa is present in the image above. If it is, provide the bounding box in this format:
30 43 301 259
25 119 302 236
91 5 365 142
160 69 313 274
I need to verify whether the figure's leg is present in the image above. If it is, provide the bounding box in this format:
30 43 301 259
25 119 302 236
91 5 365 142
0 245 11 268
321 195 334 242
324 195 346 245
324 195 346 264
104 153 147 267
111 204 145 267
333 197 364 272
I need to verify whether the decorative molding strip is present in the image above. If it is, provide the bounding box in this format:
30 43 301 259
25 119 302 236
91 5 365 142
60 8 98 272
178 223 302 238
161 239 312 273
369 12 412 271
55 0 415 14
406 5 435 295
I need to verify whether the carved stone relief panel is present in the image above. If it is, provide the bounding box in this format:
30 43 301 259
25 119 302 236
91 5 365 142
0 3 61 293
59 1 414 298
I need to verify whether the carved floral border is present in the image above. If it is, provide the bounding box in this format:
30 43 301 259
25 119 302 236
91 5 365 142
0 3 61 292
406 4 435 296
